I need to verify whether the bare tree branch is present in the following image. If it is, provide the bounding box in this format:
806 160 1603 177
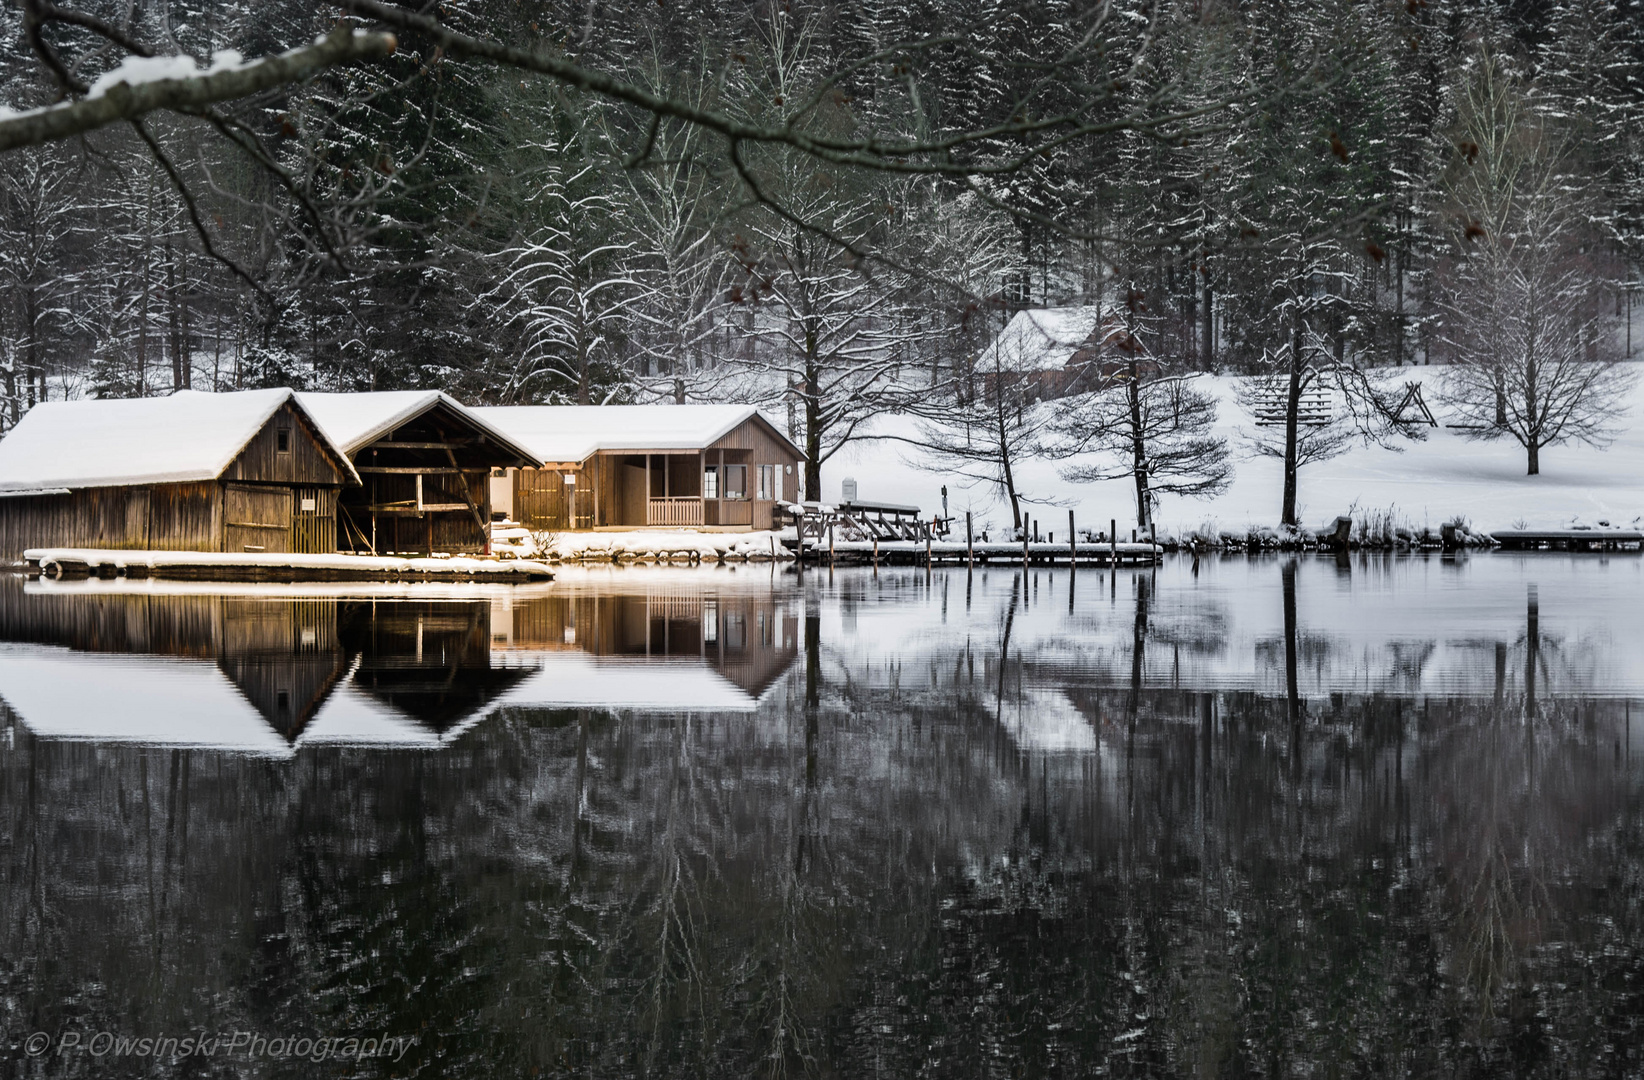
0 26 397 152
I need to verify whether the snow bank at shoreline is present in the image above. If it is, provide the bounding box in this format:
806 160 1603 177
820 367 1644 539
492 524 795 563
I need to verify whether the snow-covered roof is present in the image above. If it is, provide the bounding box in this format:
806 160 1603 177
0 388 358 493
469 404 802 465
984 306 1105 372
295 390 538 463
0 645 297 757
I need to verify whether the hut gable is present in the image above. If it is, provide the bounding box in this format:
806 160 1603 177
0 389 357 494
296 391 538 462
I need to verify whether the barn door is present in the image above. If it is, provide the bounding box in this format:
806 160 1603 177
290 487 335 554
224 484 293 553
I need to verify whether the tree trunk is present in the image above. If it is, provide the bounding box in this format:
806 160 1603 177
996 398 1022 533
1281 318 1305 527
803 357 822 501
24 285 40 409
166 240 185 393
1128 360 1150 527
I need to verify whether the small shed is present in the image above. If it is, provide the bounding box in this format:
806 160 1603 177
296 391 538 555
0 389 357 562
471 404 804 531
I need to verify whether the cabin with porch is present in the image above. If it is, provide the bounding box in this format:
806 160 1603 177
296 391 538 555
472 404 804 531
0 388 357 563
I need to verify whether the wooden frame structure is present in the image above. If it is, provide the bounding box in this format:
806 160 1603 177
297 392 537 555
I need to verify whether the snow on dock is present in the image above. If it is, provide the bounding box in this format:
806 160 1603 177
23 548 553 582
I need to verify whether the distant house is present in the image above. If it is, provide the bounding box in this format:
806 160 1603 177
472 404 804 531
296 391 538 555
0 389 357 563
979 306 1157 402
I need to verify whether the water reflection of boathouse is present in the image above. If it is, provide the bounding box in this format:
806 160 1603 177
0 581 800 754
492 591 800 702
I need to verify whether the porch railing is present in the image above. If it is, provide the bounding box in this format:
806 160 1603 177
649 497 704 526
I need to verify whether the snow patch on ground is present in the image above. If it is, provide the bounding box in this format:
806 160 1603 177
820 367 1644 538
491 523 795 563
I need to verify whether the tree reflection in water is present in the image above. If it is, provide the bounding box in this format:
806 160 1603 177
0 559 1640 1078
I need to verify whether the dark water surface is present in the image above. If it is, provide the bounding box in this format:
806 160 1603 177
1 556 1641 1078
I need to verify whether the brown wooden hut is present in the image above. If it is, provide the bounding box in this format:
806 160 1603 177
295 392 538 555
0 389 357 563
470 404 804 531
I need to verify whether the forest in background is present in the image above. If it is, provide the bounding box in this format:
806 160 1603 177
2 0 1643 496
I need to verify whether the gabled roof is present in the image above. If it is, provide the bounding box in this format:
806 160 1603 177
469 404 803 465
295 390 538 463
0 388 359 493
986 306 1105 372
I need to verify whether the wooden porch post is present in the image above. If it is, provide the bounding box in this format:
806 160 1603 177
645 453 652 526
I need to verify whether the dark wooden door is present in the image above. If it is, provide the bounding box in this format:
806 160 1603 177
224 484 293 553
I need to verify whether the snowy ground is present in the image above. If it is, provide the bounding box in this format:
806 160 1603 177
492 525 794 563
821 366 1644 538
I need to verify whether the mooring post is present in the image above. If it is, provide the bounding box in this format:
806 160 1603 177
1149 521 1157 560
828 521 835 567
872 536 878 569
1110 518 1117 566
1022 523 1030 567
966 511 974 571
1068 509 1076 568
925 532 932 568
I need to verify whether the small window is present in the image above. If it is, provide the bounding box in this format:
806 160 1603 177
703 467 720 499
756 465 774 501
724 464 747 500
276 428 291 453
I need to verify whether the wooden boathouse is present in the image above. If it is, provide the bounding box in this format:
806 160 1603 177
0 389 357 563
296 391 538 555
471 404 803 531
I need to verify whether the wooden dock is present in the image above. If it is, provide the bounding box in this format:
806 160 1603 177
21 548 554 582
1488 529 1644 553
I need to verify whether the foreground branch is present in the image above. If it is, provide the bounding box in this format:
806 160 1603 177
0 26 398 152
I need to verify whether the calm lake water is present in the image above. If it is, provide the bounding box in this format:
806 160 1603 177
1 555 1641 1077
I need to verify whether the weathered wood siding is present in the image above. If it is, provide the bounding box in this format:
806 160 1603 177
0 481 222 562
220 401 349 486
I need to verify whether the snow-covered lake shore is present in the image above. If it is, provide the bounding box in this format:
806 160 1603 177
818 367 1644 541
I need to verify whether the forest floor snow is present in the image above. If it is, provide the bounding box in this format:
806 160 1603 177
819 366 1644 540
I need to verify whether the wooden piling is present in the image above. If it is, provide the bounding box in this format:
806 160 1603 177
1068 510 1076 568
966 511 974 570
1110 519 1117 566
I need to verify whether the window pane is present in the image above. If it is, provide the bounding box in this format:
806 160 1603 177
724 464 747 500
703 467 719 499
756 465 773 500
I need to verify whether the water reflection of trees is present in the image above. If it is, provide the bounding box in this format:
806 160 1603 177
1 575 1641 1077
